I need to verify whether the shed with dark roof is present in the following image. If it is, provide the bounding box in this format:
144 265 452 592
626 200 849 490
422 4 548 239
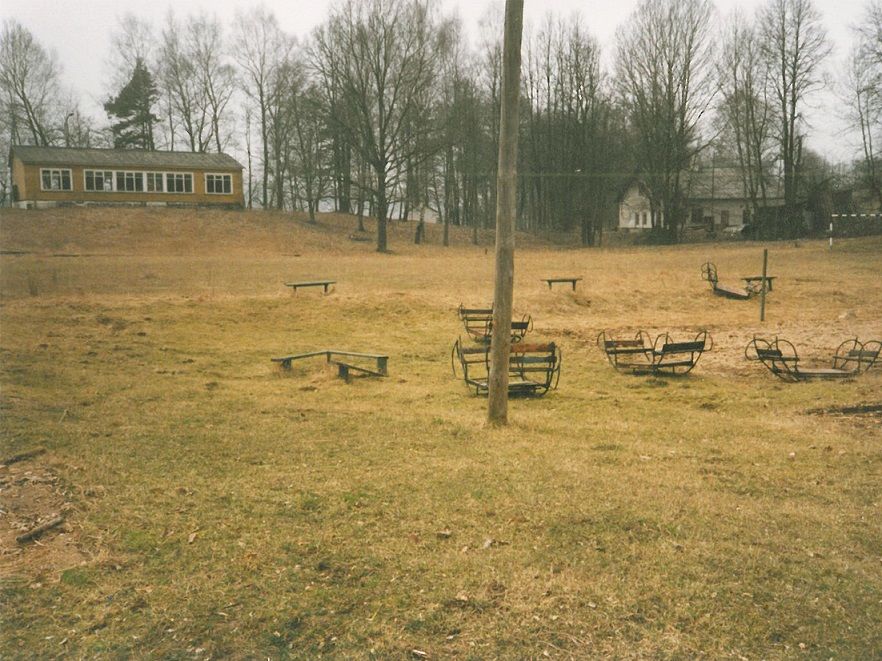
9 145 244 208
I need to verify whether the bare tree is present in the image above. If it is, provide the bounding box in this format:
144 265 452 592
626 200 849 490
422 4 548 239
856 0 882 70
0 19 62 146
288 83 331 221
160 12 211 152
522 15 622 244
717 10 776 221
190 16 236 153
265 54 300 209
311 0 441 252
107 14 155 90
843 1 882 205
615 0 716 242
487 0 524 426
234 7 292 208
758 0 831 236
843 45 882 205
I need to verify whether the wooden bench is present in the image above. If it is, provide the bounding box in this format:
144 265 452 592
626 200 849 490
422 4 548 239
542 277 582 291
598 330 712 375
284 280 336 294
451 338 561 397
457 304 533 343
745 336 880 382
272 350 388 382
700 262 751 300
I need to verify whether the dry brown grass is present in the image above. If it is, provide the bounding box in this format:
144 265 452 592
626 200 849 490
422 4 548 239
1 207 881 659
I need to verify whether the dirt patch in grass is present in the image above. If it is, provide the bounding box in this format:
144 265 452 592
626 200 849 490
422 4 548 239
806 402 882 424
0 455 88 584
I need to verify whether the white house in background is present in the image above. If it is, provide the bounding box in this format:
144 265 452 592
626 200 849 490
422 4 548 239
618 167 783 232
618 180 664 230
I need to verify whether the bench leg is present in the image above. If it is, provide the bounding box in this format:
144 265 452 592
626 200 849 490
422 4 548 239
571 281 576 291
337 363 350 382
279 359 292 370
377 357 388 376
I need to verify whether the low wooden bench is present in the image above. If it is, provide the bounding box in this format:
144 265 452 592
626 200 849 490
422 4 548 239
598 330 712 375
451 338 561 397
285 280 336 294
745 336 880 382
700 262 752 300
457 304 533 344
272 350 388 382
542 277 582 291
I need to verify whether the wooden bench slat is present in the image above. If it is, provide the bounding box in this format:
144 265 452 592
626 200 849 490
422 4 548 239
329 361 384 377
326 350 388 360
285 280 336 294
606 346 651 355
659 341 706 353
713 284 751 300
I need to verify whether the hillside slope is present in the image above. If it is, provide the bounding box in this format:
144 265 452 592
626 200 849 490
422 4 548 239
0 207 556 256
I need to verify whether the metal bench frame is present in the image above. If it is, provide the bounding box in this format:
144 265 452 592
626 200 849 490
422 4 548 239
745 336 881 382
701 262 752 300
598 330 712 375
457 304 533 344
451 338 561 397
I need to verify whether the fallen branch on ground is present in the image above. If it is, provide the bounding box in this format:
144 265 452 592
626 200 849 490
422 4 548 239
16 516 65 544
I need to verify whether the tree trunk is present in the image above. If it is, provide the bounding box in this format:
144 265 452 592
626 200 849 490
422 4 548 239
376 166 388 253
487 0 524 427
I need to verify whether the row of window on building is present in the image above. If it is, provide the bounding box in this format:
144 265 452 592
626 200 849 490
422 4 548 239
40 169 233 195
628 210 664 227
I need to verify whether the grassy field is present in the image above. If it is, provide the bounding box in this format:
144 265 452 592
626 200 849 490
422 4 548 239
1 207 881 659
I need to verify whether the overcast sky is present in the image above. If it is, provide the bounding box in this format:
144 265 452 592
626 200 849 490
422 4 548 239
0 0 871 162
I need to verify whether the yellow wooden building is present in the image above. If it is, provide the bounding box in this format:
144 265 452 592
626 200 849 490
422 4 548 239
9 145 245 208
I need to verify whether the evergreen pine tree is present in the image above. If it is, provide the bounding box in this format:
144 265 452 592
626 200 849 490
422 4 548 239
104 58 159 149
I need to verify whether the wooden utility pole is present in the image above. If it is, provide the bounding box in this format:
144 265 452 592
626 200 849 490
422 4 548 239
759 248 768 322
487 0 524 426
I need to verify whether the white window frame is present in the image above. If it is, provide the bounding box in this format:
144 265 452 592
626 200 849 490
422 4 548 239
145 172 165 193
40 168 72 192
116 170 145 193
204 172 233 195
84 170 115 192
165 172 194 194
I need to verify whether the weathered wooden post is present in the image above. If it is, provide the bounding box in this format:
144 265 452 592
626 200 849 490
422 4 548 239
487 0 524 426
760 248 768 322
